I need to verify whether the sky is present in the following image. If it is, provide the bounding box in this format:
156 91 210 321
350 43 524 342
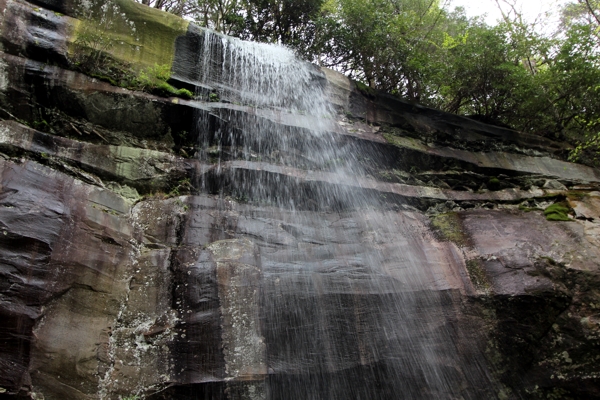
445 0 572 28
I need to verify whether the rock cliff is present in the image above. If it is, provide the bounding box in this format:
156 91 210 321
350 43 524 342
0 1 600 399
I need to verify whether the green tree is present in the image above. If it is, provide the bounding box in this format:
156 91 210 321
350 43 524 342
561 0 600 28
132 0 600 164
552 22 600 163
137 0 196 16
191 0 246 35
430 22 545 128
306 0 451 102
135 0 324 43
237 0 325 46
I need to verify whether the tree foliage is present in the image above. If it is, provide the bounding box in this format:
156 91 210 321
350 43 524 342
134 0 324 43
301 0 449 102
236 0 324 46
137 0 196 16
135 0 600 165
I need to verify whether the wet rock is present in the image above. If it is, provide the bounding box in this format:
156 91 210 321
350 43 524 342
544 179 568 191
0 1 599 399
0 158 134 397
0 120 189 193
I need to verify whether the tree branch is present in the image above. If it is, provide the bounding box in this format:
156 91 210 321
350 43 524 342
582 0 600 27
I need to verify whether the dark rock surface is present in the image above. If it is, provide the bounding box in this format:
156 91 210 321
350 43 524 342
0 1 599 399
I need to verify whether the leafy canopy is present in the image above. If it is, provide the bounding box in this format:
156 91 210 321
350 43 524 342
135 0 600 165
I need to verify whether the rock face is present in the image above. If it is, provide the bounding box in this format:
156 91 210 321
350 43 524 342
0 1 600 399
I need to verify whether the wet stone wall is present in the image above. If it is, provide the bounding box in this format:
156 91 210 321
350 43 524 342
0 1 600 399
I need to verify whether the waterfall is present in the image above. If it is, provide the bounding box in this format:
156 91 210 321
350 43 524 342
193 29 364 209
180 28 497 399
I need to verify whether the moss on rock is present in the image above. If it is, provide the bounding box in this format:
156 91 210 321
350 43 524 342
488 176 501 191
68 0 189 72
544 202 572 221
353 80 377 97
466 258 492 292
431 212 469 247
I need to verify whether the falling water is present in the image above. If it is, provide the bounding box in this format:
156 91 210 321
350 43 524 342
178 28 497 399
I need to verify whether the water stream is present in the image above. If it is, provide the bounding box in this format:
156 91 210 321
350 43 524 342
181 29 497 399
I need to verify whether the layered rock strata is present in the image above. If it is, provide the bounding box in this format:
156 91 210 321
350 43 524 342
0 1 599 399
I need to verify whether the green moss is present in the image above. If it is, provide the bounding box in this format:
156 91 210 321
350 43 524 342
382 132 400 147
137 67 193 99
519 204 542 212
86 59 193 99
431 212 469 247
90 73 120 86
106 182 141 204
68 0 189 72
382 132 428 152
354 80 377 97
488 176 501 191
546 213 572 221
544 202 573 221
566 191 589 201
466 258 491 291
544 203 570 215
176 88 194 99
68 0 194 99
